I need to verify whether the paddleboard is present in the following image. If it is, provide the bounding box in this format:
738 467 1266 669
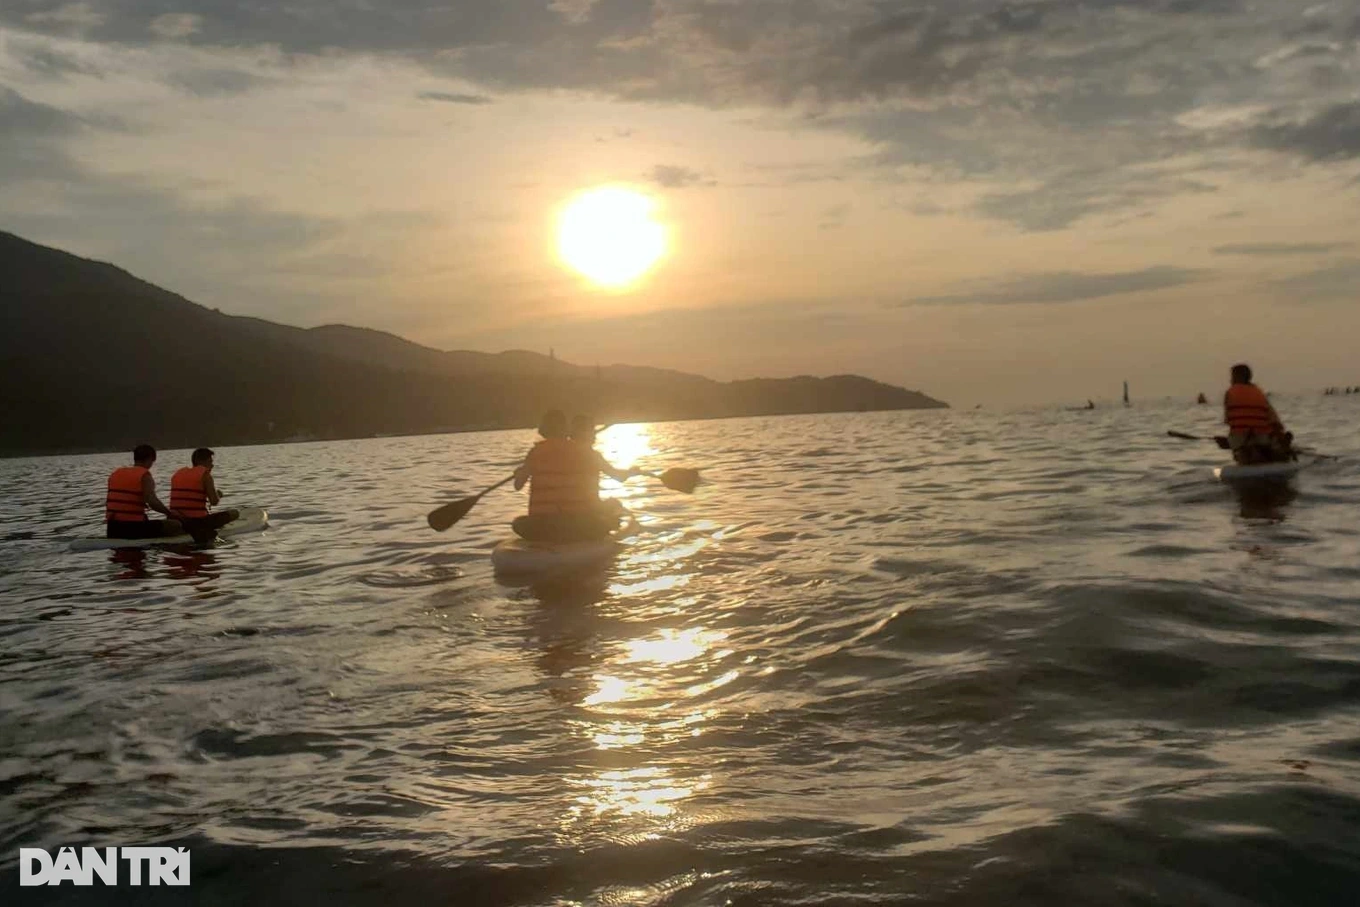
1213 462 1301 483
69 507 269 551
491 517 636 576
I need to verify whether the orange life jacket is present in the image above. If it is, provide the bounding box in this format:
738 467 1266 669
1224 382 1276 434
106 466 149 522
170 466 210 518
526 438 599 516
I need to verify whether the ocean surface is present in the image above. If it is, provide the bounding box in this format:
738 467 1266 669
2 397 1359 906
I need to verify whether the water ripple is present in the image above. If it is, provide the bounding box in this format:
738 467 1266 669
1 398 1358 904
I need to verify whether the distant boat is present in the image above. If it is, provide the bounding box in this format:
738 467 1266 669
1196 392 1207 404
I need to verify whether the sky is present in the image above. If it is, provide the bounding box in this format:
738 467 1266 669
2 0 1359 408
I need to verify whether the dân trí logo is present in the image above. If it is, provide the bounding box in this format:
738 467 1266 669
20 847 190 886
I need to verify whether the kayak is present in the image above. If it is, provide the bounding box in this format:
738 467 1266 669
491 517 636 576
1213 462 1301 482
69 507 269 551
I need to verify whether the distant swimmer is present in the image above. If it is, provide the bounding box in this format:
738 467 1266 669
511 410 635 543
1224 364 1294 465
170 448 240 545
105 444 184 539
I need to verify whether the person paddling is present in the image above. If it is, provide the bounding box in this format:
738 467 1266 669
511 410 635 542
1224 363 1294 465
569 413 632 528
170 448 240 545
105 444 184 539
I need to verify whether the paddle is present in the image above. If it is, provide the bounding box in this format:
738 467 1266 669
1167 430 1230 449
427 474 517 532
1295 447 1339 461
1167 430 1336 460
634 467 701 494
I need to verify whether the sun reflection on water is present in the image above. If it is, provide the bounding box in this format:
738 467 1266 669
569 767 711 819
596 423 655 471
623 627 726 665
558 617 736 843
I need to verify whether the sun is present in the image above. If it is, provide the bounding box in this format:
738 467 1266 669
556 186 668 289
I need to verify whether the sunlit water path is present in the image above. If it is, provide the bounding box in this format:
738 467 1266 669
3 397 1359 905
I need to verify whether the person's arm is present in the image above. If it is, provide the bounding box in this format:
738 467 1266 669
513 449 534 491
1266 400 1285 432
142 473 176 518
203 471 222 506
596 451 634 483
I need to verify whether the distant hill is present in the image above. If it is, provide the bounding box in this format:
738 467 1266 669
0 230 947 455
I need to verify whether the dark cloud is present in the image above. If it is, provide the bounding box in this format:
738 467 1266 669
0 88 93 182
166 67 268 97
7 40 103 79
1250 101 1360 161
417 91 493 105
3 0 1359 233
0 86 84 137
1270 258 1360 301
646 164 710 188
0 0 1299 108
903 265 1205 306
818 202 850 230
1213 242 1348 256
974 168 1218 232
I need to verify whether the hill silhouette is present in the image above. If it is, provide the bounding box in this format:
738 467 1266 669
0 230 947 456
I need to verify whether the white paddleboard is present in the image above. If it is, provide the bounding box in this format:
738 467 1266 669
491 536 622 575
491 517 636 575
69 507 270 551
1213 462 1301 482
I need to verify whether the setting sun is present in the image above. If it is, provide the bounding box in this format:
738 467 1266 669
556 187 667 289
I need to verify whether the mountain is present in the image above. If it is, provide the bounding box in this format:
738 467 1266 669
0 230 947 456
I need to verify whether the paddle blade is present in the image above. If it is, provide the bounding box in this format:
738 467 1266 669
427 495 480 532
1213 436 1230 450
657 467 701 494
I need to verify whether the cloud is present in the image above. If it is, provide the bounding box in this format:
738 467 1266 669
818 202 851 230
974 167 1219 232
23 1 105 31
166 67 267 97
1213 242 1348 256
149 12 202 39
0 87 93 181
1250 101 1360 161
0 86 84 137
3 0 1359 237
1270 258 1360 302
904 266 1206 306
646 164 710 188
7 39 103 79
417 91 493 105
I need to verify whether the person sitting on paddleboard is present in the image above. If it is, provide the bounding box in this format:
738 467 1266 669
511 410 634 542
170 448 240 545
105 444 186 539
1224 364 1294 465
569 413 631 526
